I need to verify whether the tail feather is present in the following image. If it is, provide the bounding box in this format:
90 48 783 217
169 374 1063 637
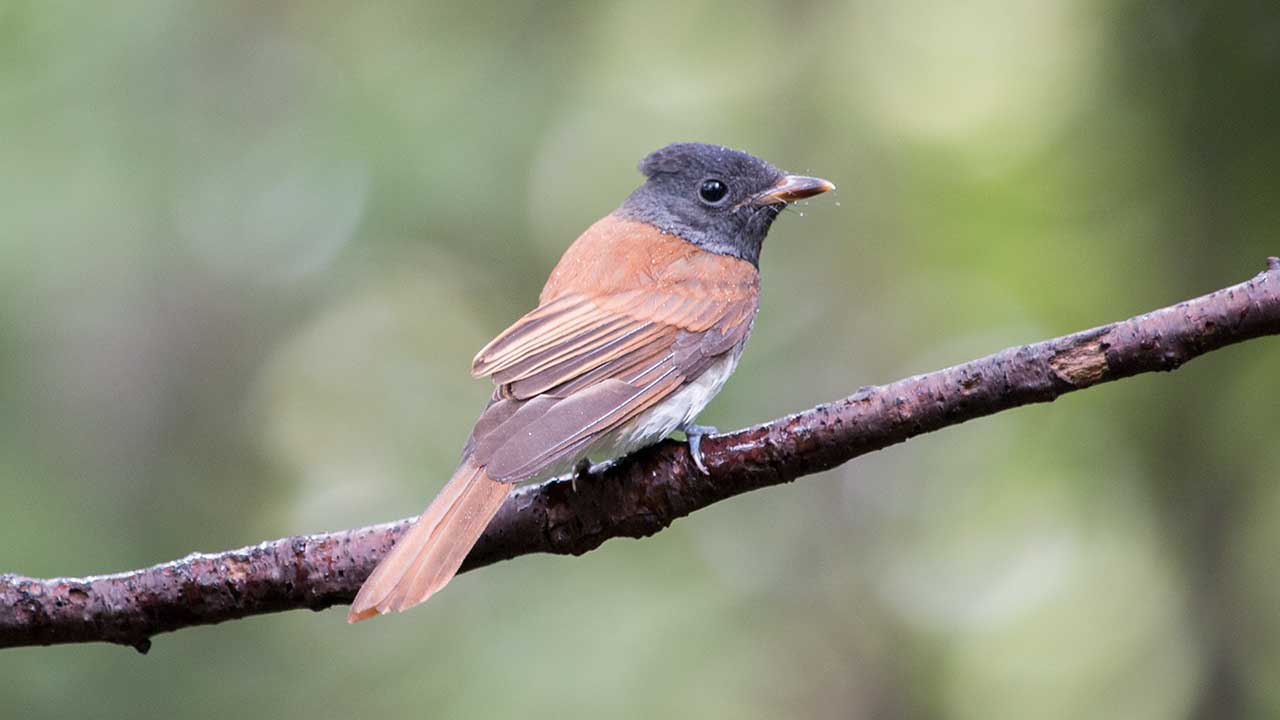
348 460 509 623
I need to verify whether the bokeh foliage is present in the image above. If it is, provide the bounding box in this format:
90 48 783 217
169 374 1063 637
2 1 1278 718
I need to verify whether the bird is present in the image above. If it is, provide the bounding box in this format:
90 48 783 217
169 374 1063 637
348 142 833 622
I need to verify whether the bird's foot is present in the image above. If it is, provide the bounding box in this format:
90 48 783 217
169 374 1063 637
679 422 719 475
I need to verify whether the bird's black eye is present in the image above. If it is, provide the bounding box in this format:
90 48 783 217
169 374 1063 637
699 178 729 205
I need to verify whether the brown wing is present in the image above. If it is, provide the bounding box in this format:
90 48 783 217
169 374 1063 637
468 290 754 482
463 216 759 483
472 289 736 400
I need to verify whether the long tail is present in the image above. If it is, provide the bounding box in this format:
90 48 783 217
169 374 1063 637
347 459 509 623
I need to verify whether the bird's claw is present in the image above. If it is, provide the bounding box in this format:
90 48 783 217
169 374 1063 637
680 423 718 475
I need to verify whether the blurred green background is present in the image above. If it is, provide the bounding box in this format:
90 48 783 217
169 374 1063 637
2 1 1278 718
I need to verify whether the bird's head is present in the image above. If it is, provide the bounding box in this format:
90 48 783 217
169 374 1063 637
619 142 834 266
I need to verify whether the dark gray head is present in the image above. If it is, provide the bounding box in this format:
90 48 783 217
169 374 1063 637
617 142 834 266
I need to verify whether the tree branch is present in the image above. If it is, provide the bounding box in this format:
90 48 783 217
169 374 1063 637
4 258 1279 654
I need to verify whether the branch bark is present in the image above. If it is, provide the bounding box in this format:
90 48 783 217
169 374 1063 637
4 258 1280 654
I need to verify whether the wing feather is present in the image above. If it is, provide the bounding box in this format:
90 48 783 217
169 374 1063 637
484 368 683 481
472 296 600 377
504 324 678 400
488 314 634 385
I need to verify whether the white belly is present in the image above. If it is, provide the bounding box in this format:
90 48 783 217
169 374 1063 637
602 352 741 458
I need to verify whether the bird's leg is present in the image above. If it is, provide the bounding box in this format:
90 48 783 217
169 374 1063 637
571 457 593 492
679 422 718 475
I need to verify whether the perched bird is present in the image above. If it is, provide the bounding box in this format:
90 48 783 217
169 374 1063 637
348 142 833 622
